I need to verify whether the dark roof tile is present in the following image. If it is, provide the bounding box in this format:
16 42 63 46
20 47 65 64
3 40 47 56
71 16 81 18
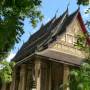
12 9 79 62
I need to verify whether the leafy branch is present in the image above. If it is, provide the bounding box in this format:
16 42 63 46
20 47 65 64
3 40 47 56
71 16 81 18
0 60 15 83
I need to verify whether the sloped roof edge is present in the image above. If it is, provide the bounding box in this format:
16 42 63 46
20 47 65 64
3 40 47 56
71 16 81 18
12 8 86 62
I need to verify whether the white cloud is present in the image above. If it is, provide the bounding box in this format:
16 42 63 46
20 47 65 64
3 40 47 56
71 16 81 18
6 53 16 62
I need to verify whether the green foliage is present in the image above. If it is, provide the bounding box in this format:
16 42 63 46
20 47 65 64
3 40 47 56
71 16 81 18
77 0 90 36
75 33 90 60
0 0 43 59
77 0 90 5
69 27 90 89
74 34 86 50
70 62 90 90
0 60 15 83
85 8 90 14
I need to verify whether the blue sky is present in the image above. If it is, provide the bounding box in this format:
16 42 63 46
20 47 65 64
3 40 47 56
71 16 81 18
7 0 90 61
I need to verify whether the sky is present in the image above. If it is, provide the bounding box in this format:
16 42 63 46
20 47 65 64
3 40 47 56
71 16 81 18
7 0 90 61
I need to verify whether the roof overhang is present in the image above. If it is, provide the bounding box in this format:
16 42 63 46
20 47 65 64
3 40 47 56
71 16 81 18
36 49 84 67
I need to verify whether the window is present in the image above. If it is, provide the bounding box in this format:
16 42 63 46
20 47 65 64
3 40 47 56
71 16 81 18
66 34 73 44
60 35 66 42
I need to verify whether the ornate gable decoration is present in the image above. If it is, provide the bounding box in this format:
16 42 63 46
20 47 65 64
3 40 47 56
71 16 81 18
49 14 85 59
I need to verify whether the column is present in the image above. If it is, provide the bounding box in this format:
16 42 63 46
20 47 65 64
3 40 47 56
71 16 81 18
10 67 20 90
49 63 52 90
10 69 15 90
26 63 33 90
63 64 70 90
18 64 27 90
6 83 11 90
1 83 6 90
35 59 41 90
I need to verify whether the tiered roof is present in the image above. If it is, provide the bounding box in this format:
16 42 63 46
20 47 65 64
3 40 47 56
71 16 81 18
12 8 86 66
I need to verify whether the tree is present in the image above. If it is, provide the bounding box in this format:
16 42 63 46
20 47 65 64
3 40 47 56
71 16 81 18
69 0 90 85
70 63 90 90
77 0 90 5
0 0 43 59
69 30 90 90
0 60 15 84
77 0 90 32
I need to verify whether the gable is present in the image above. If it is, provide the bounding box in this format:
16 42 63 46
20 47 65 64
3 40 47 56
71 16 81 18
49 17 85 58
67 18 82 35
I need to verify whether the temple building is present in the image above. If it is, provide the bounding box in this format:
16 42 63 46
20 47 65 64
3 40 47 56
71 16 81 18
1 8 87 90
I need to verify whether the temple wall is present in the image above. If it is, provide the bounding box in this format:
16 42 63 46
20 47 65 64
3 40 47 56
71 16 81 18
0 59 73 90
18 64 27 90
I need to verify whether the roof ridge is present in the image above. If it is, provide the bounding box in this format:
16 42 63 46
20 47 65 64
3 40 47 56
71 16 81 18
12 16 56 61
35 10 69 51
12 8 80 62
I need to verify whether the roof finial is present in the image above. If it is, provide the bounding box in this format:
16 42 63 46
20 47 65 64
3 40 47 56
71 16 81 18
67 0 70 9
78 5 80 11
22 40 25 45
56 9 58 14
54 9 58 18
18 47 19 51
66 0 70 14
29 32 31 37
41 23 44 27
